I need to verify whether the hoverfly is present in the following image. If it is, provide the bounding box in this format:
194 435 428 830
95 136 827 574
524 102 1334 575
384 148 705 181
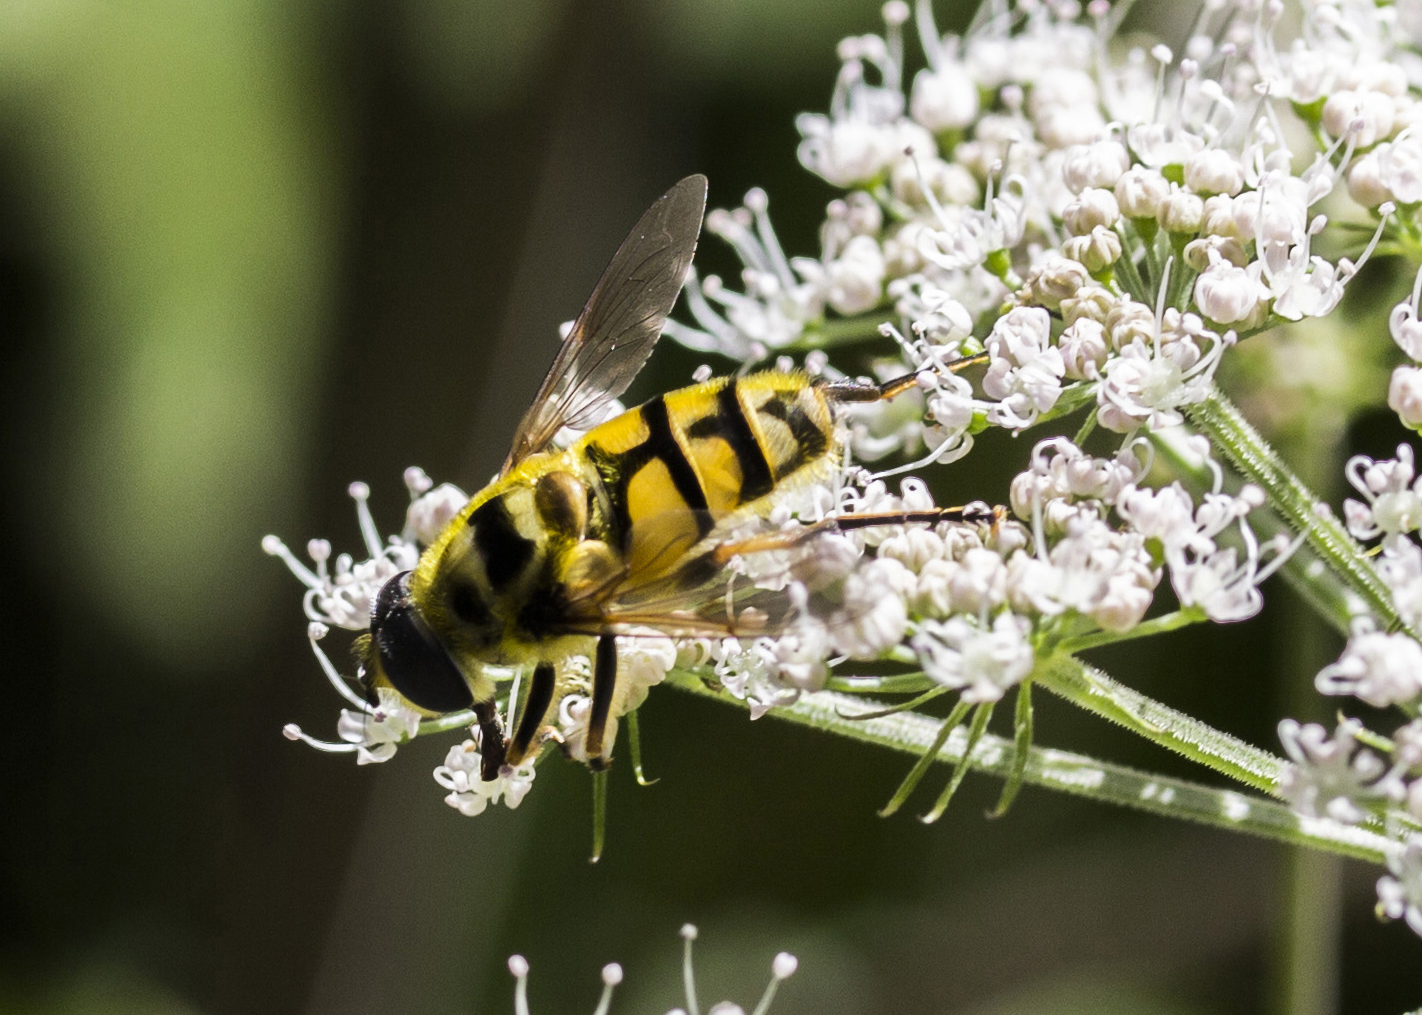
361 175 988 780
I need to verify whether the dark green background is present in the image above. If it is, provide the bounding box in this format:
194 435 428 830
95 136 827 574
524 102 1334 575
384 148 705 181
0 1 1416 1012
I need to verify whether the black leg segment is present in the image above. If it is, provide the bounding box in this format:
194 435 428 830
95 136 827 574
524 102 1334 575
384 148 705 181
586 633 618 769
473 698 507 782
508 662 556 765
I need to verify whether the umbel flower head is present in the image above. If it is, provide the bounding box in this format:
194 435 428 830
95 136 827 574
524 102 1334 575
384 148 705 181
265 0 1422 943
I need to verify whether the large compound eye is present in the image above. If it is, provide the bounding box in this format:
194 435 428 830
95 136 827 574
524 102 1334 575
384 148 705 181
370 571 475 713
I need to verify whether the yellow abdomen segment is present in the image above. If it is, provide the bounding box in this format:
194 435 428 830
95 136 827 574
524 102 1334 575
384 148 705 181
576 371 836 576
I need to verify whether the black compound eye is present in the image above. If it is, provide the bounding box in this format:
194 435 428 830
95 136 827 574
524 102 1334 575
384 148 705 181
370 572 475 713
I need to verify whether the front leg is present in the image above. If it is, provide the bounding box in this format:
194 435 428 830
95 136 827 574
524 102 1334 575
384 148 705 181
472 697 507 781
585 633 618 770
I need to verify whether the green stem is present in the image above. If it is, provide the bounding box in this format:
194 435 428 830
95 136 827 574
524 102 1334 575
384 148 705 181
1033 654 1284 794
826 672 936 694
1056 609 1205 654
1186 388 1414 640
787 312 895 351
662 671 1392 864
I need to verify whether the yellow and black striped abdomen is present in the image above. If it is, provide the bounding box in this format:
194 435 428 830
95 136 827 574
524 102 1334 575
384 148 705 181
576 371 837 576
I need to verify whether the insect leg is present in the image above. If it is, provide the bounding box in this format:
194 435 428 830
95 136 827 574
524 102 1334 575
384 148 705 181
472 697 507 781
585 633 618 769
506 661 556 766
830 504 1003 531
706 504 1002 565
818 352 989 403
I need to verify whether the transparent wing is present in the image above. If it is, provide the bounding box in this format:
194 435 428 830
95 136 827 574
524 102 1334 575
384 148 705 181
556 520 845 641
501 175 708 474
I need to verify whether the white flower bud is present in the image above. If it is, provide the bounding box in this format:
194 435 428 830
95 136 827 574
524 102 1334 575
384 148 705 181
1157 186 1204 234
1036 104 1108 148
1114 166 1170 219
1062 187 1120 235
1106 299 1154 351
1024 255 1090 309
1058 317 1109 380
1183 235 1248 273
1194 257 1267 325
1061 284 1116 325
1063 141 1131 193
1199 194 1239 238
1062 225 1122 273
1391 301 1422 360
1347 149 1392 207
1184 148 1245 196
1322 89 1396 147
1389 365 1422 428
910 63 980 132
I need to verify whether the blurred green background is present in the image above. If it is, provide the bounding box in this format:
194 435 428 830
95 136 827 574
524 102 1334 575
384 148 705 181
0 1 1417 1013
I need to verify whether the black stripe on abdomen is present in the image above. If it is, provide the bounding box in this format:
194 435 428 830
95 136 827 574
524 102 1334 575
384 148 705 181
759 393 830 478
642 396 712 530
715 379 775 501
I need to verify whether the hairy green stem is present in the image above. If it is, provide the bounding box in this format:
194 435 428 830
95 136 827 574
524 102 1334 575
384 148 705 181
1056 609 1204 654
1034 653 1284 794
1186 388 1413 640
662 670 1392 864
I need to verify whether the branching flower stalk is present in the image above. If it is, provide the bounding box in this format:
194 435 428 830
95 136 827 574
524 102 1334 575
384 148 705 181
266 0 1422 941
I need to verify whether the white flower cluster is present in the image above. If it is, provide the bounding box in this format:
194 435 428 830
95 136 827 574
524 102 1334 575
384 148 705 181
690 436 1284 718
1278 714 1422 934
1305 436 1422 935
505 925 797 1015
435 736 537 817
669 0 1397 465
267 472 465 765
1388 270 1422 430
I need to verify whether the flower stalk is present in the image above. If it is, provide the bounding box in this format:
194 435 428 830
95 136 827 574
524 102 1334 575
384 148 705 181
663 670 1392 865
1186 388 1411 639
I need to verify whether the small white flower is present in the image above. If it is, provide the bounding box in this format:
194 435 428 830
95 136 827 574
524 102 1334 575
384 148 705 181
1322 88 1395 147
830 556 913 658
403 470 470 545
1193 254 1269 326
1377 836 1422 937
912 613 1035 704
1057 318 1109 381
1315 619 1422 708
331 686 422 765
434 739 537 816
1157 186 1204 234
1278 718 1401 825
910 61 980 132
1061 188 1120 235
1097 327 1233 434
263 480 420 631
1390 281 1422 361
982 305 1065 429
1061 225 1122 274
1114 166 1171 219
1342 444 1422 540
1377 536 1422 632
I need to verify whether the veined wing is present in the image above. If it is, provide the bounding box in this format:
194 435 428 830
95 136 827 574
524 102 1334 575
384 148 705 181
558 519 842 641
501 175 708 474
